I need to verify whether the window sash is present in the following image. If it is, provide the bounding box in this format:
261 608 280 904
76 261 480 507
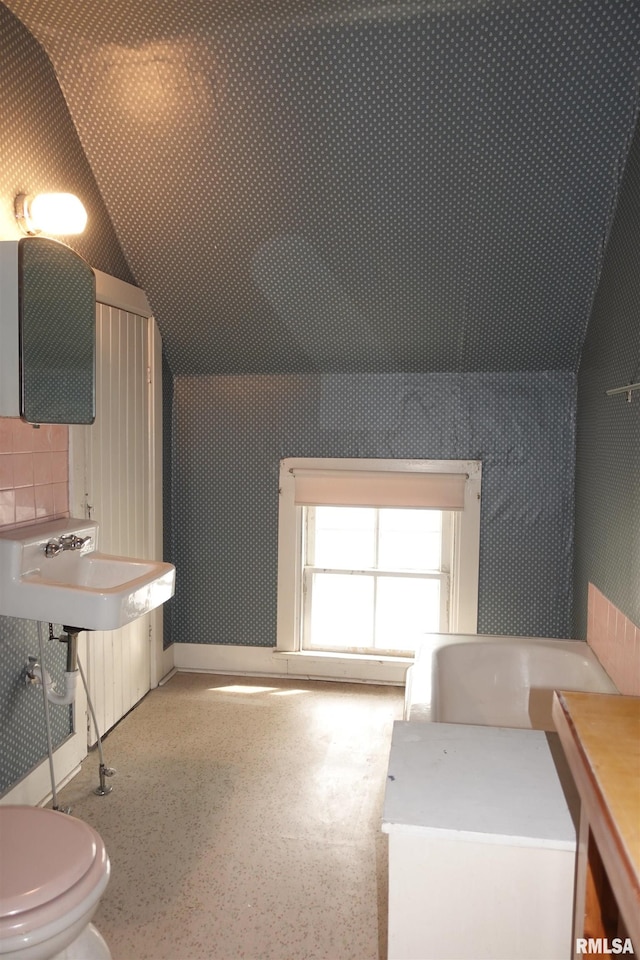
304 566 448 580
302 569 449 654
301 506 451 653
304 506 451 573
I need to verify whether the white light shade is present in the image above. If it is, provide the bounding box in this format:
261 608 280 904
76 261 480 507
19 193 88 235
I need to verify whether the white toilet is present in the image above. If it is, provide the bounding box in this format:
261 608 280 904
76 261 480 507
0 806 111 960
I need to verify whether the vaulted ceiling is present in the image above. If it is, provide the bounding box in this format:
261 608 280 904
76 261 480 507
6 0 640 374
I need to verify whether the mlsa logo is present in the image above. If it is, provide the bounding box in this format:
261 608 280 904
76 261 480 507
576 939 635 955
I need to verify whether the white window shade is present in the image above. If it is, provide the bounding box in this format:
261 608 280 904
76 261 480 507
291 469 467 510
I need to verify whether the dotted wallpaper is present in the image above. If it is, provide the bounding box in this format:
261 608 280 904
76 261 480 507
0 6 132 796
0 618 71 795
1 0 639 797
172 371 576 645
5 0 640 375
574 115 640 638
0 5 133 276
162 352 175 650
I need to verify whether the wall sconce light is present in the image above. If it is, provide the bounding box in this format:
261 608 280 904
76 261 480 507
15 192 88 236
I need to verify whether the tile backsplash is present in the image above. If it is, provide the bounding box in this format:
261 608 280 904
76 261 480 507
0 417 69 528
587 583 640 696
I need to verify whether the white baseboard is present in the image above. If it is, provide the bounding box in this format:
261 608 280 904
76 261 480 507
0 735 85 807
173 643 409 685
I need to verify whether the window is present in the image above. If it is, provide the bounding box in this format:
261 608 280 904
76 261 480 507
302 506 451 654
277 458 481 661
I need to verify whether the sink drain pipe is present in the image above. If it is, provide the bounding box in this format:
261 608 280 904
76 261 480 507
29 622 80 705
27 664 78 703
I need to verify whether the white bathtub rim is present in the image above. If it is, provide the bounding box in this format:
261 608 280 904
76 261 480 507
405 633 617 725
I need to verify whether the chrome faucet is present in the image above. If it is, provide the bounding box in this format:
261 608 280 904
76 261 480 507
44 534 92 558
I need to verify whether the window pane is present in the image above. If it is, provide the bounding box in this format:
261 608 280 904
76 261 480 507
312 506 375 569
378 509 442 570
307 573 374 648
374 577 441 650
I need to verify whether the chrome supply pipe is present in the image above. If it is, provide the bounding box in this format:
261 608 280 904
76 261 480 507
77 654 116 796
28 623 115 804
36 620 59 809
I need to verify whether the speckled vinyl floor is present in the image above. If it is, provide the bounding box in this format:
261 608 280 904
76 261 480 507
53 673 404 960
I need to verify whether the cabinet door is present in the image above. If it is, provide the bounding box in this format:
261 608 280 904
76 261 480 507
72 303 153 741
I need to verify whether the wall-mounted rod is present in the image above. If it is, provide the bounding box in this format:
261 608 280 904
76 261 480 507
605 382 640 403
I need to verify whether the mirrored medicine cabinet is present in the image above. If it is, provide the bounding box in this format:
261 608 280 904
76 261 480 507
0 237 96 424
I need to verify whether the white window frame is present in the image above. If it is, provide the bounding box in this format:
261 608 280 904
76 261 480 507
276 458 481 656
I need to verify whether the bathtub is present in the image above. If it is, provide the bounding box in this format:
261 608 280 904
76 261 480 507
391 635 617 960
404 633 617 729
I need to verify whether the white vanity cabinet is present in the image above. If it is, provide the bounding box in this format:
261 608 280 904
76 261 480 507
382 721 579 960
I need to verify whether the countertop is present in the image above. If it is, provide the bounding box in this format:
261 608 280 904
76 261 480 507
552 691 640 946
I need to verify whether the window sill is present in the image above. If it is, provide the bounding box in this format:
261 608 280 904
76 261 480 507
273 649 411 663
272 649 411 684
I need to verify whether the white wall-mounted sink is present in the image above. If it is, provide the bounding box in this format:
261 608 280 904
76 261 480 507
0 517 175 630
